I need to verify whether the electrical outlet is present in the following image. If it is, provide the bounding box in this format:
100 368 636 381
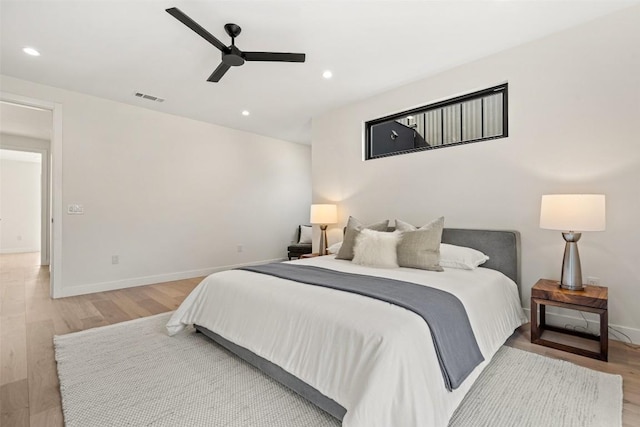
112 255 119 265
17 235 22 241
237 245 243 253
587 276 600 286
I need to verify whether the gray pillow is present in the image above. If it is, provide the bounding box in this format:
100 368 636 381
336 216 390 260
395 217 444 271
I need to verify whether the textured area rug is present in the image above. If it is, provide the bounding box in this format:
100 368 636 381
449 344 622 427
54 313 622 427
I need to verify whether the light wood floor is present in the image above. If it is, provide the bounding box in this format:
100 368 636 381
0 253 200 427
1 253 639 427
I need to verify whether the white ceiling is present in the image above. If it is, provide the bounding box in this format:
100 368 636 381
0 101 52 140
1 1 637 145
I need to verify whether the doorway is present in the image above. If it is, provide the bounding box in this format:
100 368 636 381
0 149 44 263
0 93 62 298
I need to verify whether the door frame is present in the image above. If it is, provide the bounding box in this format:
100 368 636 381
1 91 63 298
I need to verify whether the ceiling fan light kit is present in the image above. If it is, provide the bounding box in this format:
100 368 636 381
166 7 306 82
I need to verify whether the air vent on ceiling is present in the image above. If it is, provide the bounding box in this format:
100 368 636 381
134 92 165 103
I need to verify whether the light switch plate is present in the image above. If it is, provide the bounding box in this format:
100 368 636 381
67 204 84 214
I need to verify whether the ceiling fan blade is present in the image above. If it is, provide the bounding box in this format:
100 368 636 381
207 63 231 82
166 7 228 53
243 52 306 63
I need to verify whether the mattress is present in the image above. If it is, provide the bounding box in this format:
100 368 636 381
167 255 526 427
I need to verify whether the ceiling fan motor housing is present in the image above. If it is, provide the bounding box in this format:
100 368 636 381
223 45 245 66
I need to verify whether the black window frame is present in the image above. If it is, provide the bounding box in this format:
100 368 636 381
364 83 508 160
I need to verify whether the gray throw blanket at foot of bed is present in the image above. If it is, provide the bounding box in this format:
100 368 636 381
239 263 484 391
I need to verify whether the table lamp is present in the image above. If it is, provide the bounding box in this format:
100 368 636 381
310 204 337 255
540 194 606 290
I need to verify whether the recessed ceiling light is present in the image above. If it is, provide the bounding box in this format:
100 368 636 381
23 47 40 56
322 70 333 79
242 110 250 116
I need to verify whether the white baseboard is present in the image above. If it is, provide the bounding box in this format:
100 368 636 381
523 307 640 344
57 258 286 298
0 247 40 254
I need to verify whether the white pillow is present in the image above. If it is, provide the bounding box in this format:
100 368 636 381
439 243 489 270
352 229 400 268
298 225 312 244
327 241 343 254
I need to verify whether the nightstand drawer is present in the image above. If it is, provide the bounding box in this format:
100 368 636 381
531 279 607 309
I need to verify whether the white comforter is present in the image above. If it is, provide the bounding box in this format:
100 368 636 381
167 256 526 427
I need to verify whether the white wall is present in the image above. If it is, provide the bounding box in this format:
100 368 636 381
0 157 41 253
312 7 640 339
0 75 312 297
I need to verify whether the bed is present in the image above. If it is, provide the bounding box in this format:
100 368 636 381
167 228 526 427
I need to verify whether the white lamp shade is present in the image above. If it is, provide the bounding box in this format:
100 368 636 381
310 204 337 224
540 194 606 231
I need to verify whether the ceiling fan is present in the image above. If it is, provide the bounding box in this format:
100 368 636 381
166 7 306 83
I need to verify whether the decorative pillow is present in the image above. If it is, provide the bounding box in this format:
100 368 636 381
298 225 312 244
395 217 444 271
439 244 489 270
336 216 390 260
327 241 343 255
352 229 400 268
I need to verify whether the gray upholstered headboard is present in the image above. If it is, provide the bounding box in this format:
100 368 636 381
441 229 521 289
343 226 521 292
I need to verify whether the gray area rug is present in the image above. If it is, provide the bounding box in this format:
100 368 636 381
54 313 622 427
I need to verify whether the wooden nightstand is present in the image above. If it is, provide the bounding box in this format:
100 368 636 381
299 253 321 259
531 279 608 361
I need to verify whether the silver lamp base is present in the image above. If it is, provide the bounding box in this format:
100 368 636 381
318 224 328 256
560 232 584 291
